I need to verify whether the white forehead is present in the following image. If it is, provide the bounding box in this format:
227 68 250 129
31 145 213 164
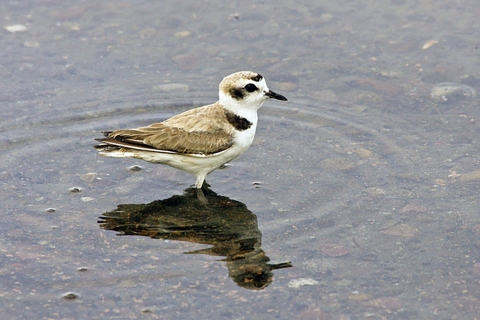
219 71 268 93
234 77 267 89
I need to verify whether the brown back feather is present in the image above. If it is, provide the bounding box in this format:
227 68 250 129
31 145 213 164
106 103 235 155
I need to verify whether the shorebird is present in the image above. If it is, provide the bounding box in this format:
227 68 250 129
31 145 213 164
94 71 287 202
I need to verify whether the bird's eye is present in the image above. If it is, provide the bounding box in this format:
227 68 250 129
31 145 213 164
244 83 258 92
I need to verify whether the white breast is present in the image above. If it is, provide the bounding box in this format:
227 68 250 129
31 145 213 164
233 121 257 151
232 109 258 151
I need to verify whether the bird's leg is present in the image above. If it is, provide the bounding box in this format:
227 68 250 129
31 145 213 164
196 187 208 204
195 174 208 204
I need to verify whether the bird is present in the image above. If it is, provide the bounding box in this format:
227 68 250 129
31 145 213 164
94 71 288 202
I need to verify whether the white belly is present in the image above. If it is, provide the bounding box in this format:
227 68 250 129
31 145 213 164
99 123 257 178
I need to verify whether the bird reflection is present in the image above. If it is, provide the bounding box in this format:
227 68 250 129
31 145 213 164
98 187 292 290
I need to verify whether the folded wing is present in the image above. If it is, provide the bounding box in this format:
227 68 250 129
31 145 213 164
95 104 235 155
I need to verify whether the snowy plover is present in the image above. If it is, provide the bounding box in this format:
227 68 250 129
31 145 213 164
94 71 287 202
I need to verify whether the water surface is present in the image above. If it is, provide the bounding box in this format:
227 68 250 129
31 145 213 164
2 0 480 318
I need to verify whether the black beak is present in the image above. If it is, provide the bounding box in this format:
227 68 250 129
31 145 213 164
266 90 288 101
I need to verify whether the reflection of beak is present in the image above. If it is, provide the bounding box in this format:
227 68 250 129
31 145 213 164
266 90 288 101
269 261 293 270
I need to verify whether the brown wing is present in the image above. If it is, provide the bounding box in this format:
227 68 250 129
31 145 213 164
99 103 235 155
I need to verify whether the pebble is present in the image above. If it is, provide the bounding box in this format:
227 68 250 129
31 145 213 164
422 40 438 50
365 187 386 196
434 178 447 186
4 24 28 33
288 278 319 288
430 82 476 103
356 148 373 158
142 308 154 314
381 224 418 237
62 292 79 300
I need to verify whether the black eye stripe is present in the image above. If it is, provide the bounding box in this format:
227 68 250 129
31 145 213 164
230 88 244 99
244 83 258 92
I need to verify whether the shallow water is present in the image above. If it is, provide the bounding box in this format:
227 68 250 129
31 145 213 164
2 0 480 318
